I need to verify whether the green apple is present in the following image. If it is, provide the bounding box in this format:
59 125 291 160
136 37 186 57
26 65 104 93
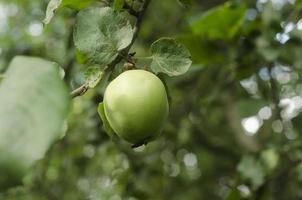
103 69 169 145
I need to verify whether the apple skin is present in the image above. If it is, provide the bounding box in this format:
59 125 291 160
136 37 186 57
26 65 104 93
103 69 169 145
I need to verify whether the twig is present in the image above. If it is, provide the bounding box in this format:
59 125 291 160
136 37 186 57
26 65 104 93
118 52 136 65
70 0 151 98
70 83 89 98
127 0 151 49
269 65 282 120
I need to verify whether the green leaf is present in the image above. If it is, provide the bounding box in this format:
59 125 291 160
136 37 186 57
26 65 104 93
43 0 97 24
261 149 279 172
74 7 134 65
98 102 116 138
237 155 265 189
84 66 103 88
43 0 61 24
62 0 96 10
113 0 124 11
150 38 192 76
190 2 246 40
0 56 70 189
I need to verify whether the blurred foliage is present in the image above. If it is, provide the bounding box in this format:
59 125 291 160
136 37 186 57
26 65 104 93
0 56 70 190
1 0 302 199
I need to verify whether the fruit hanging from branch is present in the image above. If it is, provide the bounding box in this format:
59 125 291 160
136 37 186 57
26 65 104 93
101 69 169 146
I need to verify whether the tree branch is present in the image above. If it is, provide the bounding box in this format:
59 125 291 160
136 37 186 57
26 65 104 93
70 83 89 98
63 15 76 83
269 65 282 120
224 92 260 152
70 0 151 98
127 0 151 49
123 2 139 17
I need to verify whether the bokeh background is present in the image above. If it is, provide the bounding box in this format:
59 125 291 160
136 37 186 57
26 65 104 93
1 0 302 199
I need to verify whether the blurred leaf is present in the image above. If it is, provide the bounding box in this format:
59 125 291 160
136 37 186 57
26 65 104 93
296 0 302 6
294 162 302 183
113 0 124 11
97 102 116 138
235 99 267 118
261 2 281 26
256 35 280 62
74 7 134 65
44 0 97 24
0 56 70 189
84 66 103 88
190 2 246 40
43 0 61 24
58 67 65 79
261 149 279 172
150 38 192 76
62 0 96 10
237 155 265 188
